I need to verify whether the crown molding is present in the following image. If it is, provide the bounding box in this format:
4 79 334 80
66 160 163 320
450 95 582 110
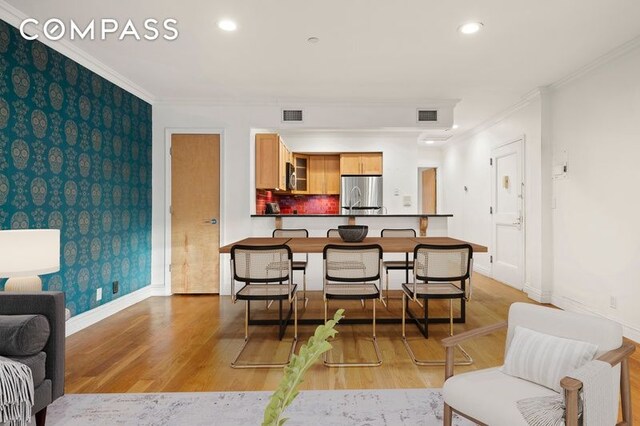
448 88 542 146
0 1 156 104
550 34 640 90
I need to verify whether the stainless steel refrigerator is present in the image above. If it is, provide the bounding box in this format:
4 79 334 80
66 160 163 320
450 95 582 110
341 175 383 215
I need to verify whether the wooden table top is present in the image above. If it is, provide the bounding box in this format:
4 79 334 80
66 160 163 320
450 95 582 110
220 237 487 254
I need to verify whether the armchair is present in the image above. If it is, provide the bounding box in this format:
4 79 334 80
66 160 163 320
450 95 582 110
441 303 634 426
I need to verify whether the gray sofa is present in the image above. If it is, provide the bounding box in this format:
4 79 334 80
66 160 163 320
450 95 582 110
0 292 65 425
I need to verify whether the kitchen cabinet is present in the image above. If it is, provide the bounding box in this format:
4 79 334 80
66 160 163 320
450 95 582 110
309 155 340 195
292 154 309 193
339 153 383 175
256 133 290 190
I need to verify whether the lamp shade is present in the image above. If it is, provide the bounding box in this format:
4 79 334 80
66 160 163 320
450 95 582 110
0 229 60 277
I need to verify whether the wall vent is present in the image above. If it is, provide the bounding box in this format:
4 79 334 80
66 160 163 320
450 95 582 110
417 109 438 122
282 109 304 122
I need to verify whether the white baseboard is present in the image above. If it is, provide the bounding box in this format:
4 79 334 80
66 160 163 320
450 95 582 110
66 284 165 336
473 263 491 276
551 295 640 343
523 284 552 304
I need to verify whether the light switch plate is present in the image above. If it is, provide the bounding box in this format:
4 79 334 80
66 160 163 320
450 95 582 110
403 195 411 206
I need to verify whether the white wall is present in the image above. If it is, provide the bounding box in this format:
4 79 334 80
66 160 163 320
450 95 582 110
440 98 544 298
549 44 640 339
152 104 448 295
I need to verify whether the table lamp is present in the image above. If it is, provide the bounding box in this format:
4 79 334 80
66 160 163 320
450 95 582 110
0 229 60 291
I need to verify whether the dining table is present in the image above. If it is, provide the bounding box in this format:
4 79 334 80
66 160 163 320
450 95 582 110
219 236 488 329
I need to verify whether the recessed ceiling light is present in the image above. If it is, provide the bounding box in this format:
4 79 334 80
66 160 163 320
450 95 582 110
458 22 483 35
218 19 237 32
425 140 435 145
452 124 459 129
307 36 320 44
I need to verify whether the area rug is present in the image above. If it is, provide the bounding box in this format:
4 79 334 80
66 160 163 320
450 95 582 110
46 389 473 425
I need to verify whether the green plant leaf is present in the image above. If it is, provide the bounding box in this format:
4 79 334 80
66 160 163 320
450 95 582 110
262 309 344 426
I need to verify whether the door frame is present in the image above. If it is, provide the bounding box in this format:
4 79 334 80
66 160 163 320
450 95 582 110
164 128 226 296
490 136 526 288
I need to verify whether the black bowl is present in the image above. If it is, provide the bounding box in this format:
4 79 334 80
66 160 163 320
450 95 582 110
337 225 369 242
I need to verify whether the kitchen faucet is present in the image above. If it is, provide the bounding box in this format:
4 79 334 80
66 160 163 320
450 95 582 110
349 186 362 213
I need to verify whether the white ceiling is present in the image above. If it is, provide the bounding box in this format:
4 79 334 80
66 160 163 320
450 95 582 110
5 0 640 134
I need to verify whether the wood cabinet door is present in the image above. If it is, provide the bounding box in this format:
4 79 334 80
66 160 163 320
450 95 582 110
361 153 383 175
255 134 279 189
340 153 361 175
308 155 325 194
292 154 309 193
324 155 341 194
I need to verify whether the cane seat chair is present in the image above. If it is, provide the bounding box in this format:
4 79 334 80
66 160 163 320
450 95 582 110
380 228 416 306
323 244 383 367
272 229 309 307
401 244 473 366
230 244 297 368
326 229 340 238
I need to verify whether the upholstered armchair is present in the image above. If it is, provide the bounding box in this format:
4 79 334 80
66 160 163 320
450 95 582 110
441 303 634 426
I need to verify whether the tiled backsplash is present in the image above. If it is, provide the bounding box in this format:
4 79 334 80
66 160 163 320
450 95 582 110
256 191 340 215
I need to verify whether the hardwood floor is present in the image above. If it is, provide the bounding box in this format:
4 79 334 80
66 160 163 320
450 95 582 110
65 274 640 422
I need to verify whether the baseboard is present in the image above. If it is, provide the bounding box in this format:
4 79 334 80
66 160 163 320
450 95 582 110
523 284 552 304
66 285 162 336
473 263 491 276
551 294 640 343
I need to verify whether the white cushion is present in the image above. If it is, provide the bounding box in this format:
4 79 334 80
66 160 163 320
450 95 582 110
502 326 598 392
443 367 558 426
506 303 622 357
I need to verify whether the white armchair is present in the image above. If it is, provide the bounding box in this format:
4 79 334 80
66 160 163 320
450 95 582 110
441 303 634 426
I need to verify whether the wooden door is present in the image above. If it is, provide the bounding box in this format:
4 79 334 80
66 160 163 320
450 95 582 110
361 153 383 175
340 153 361 175
491 139 524 289
255 134 279 189
324 155 341 194
171 134 220 294
308 155 324 194
421 168 437 214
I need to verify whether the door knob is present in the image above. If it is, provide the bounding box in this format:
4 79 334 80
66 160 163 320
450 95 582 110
203 218 218 224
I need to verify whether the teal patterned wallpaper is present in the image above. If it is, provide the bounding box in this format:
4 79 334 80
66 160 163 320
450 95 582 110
0 20 152 316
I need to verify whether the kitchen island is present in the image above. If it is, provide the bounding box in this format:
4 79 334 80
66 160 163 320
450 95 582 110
251 213 453 236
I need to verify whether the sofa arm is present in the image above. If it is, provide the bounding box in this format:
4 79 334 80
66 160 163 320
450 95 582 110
0 292 65 400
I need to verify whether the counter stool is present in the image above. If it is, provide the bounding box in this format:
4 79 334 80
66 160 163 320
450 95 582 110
273 228 309 307
380 228 416 307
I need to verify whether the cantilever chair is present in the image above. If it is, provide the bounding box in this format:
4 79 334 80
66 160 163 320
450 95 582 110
442 303 635 426
230 244 297 368
272 228 309 307
323 244 383 367
402 244 473 366
326 229 340 238
380 228 416 306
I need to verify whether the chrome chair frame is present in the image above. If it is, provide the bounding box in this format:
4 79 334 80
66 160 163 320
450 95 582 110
230 244 298 369
272 228 309 308
322 244 383 367
380 228 416 307
402 244 474 366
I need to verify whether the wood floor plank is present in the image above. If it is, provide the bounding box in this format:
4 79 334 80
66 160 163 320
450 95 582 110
65 273 639 422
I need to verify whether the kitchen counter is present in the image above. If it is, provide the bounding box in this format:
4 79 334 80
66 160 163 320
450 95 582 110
251 213 453 236
251 213 452 218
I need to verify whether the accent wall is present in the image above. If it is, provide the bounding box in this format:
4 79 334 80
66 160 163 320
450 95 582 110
0 20 152 316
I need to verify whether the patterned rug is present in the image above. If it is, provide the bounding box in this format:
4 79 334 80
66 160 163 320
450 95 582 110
46 389 473 425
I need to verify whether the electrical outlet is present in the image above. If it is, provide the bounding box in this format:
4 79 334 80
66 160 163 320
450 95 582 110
610 295 617 309
96 288 102 301
112 280 119 294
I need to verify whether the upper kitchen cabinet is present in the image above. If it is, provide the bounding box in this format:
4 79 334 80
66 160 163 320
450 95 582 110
309 155 340 195
256 133 290 190
291 153 309 194
340 152 383 175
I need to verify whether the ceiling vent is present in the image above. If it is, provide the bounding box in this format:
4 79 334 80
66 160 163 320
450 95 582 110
417 109 439 123
282 109 304 122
